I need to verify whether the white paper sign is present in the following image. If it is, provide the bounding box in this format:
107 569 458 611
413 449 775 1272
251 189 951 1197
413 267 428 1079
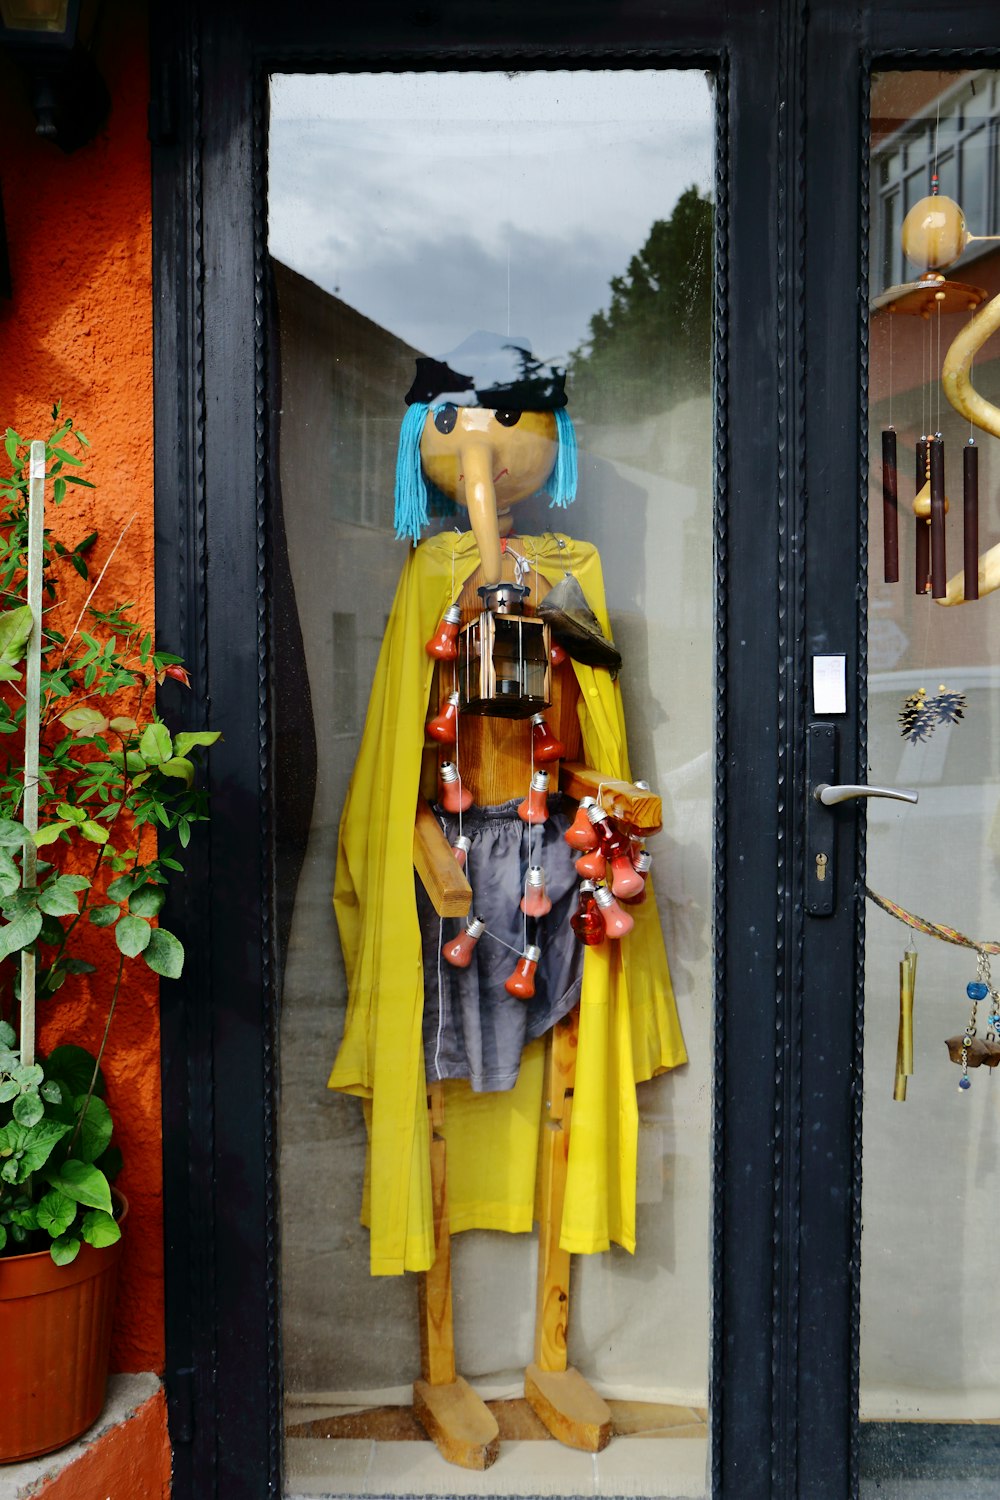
813 654 847 715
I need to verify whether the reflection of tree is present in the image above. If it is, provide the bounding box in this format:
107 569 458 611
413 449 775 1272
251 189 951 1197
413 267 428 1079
569 186 713 423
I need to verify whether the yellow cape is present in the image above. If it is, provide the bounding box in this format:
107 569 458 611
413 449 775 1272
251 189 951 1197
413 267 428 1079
328 530 687 1275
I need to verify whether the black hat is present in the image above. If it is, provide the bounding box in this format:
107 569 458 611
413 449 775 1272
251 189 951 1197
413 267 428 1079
404 331 568 409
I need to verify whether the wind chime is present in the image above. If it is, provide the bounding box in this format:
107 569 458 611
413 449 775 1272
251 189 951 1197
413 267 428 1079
876 188 989 600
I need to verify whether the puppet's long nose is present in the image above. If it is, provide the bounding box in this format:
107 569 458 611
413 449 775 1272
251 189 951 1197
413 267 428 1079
461 441 503 585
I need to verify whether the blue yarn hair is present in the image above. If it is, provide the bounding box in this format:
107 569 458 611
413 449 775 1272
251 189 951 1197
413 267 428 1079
547 408 578 509
394 402 459 544
394 401 577 542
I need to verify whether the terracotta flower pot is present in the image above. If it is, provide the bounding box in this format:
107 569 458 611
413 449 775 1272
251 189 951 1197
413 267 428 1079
0 1194 126 1464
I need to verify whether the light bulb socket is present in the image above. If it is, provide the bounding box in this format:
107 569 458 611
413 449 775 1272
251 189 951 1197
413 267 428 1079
465 916 486 939
593 885 615 910
586 802 610 825
579 879 597 894
526 866 546 888
440 761 459 783
454 835 472 856
443 603 462 624
633 852 652 874
530 770 550 792
523 944 542 963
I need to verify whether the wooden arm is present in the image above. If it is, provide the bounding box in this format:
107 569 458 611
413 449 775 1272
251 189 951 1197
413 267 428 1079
559 762 662 836
414 795 473 918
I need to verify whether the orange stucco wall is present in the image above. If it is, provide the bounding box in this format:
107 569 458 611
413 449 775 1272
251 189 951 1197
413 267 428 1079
0 4 163 1374
33 1387 171 1500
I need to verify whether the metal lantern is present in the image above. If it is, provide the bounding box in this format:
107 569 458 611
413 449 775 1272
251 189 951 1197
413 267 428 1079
457 582 552 719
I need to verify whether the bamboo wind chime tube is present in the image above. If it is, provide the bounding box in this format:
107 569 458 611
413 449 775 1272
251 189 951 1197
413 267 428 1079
894 949 917 1102
915 437 930 595
929 435 947 600
882 428 899 582
20 442 45 1069
964 439 980 601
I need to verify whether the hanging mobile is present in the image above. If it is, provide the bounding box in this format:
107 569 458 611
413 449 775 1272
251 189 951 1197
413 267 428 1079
894 942 917 1102
944 950 1000 1088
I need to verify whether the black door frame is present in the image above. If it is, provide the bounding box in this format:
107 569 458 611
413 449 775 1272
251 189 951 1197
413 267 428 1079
149 3 1000 1495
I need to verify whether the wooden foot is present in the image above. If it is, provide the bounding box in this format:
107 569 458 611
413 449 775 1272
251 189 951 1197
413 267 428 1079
413 1376 500 1469
524 1363 613 1452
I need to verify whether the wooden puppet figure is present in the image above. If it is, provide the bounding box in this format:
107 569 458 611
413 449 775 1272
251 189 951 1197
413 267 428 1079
328 335 687 1468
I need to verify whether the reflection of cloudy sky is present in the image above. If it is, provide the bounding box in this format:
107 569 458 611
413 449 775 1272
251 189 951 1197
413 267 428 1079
268 71 713 364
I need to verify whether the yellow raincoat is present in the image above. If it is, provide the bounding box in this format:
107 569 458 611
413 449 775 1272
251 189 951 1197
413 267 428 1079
328 530 687 1275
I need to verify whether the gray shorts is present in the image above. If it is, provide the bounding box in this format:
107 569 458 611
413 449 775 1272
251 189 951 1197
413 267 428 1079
417 796 584 1093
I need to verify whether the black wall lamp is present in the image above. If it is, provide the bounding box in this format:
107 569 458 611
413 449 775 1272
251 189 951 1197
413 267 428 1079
0 0 110 154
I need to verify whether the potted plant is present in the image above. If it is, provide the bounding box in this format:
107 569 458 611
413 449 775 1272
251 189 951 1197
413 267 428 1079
0 410 217 1463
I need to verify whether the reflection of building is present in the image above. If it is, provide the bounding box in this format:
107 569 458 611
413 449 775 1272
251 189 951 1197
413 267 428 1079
874 71 1000 291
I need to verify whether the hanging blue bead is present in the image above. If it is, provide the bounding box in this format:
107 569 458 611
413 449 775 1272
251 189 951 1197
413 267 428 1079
967 980 989 1000
959 1076 972 1090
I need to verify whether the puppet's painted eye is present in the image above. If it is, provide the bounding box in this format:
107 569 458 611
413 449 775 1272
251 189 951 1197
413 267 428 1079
494 409 522 428
433 404 458 434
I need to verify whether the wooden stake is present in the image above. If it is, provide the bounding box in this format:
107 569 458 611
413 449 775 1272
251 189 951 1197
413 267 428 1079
964 440 980 601
882 429 899 582
20 442 45 1068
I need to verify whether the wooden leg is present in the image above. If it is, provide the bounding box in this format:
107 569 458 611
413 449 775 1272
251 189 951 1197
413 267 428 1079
414 1083 500 1470
525 1010 613 1453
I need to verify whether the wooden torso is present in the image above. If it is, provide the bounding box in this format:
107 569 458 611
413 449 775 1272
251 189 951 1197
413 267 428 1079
436 546 582 806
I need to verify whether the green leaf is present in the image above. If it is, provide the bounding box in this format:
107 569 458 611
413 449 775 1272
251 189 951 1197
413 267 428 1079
142 926 184 979
45 1045 104 1099
79 821 110 844
4 428 18 463
0 1223 6 1250
139 722 172 765
0 1118 70 1178
14 1063 43 1088
80 1208 121 1248
0 847 21 897
0 604 33 673
0 1019 14 1047
55 802 86 824
38 879 85 917
115 914 151 957
33 822 71 848
108 716 137 733
0 817 29 847
40 1079 62 1104
128 884 165 918
46 1159 112 1213
50 1233 81 1265
12 1092 43 1127
172 731 221 756
0 906 43 961
158 756 195 787
59 706 110 735
106 873 141 902
71 1094 113 1163
36 1188 76 1237
0 1079 19 1102
89 903 120 927
108 751 147 777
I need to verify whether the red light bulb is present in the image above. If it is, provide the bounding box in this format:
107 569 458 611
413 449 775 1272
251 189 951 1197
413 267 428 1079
593 884 634 938
610 853 645 900
564 797 599 851
550 641 568 666
518 770 550 825
530 712 565 764
425 603 462 660
442 915 486 969
452 834 472 869
439 761 473 813
504 943 541 1000
570 880 605 946
620 850 651 906
575 846 607 881
520 866 552 917
427 690 460 743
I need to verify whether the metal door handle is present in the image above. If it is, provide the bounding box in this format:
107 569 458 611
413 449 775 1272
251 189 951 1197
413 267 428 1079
813 782 919 806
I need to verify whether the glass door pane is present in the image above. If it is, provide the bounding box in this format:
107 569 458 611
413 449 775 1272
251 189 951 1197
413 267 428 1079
863 67 1000 1497
269 69 716 1497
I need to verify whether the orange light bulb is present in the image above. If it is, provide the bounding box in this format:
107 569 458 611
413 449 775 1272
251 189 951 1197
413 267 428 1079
520 866 552 917
517 770 550 825
442 915 486 969
439 761 473 813
564 797 599 851
530 712 565 764
425 604 462 660
504 944 541 1000
593 884 634 938
426 691 460 744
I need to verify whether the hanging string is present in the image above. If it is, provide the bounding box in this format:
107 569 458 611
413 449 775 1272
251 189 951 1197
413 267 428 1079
867 885 1000 954
888 308 894 432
